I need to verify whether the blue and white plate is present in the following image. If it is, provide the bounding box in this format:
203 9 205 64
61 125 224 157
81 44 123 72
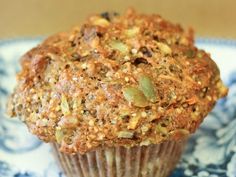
0 38 236 177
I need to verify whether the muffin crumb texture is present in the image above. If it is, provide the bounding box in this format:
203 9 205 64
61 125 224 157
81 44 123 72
8 9 228 154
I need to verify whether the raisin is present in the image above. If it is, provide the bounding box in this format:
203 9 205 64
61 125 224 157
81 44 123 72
140 46 152 57
133 57 148 66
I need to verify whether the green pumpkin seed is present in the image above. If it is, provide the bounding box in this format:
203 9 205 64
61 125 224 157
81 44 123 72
124 27 140 38
156 42 172 55
138 75 157 102
92 17 110 27
119 110 130 119
156 124 168 135
123 87 149 107
61 94 70 115
68 117 79 125
117 131 134 138
55 128 64 143
185 49 196 58
109 40 129 54
128 115 140 129
197 51 204 58
140 139 151 146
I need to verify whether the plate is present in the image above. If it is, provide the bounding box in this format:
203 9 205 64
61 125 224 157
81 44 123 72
0 38 236 177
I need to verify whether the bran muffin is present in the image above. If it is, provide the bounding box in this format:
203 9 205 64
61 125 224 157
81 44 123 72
8 9 227 177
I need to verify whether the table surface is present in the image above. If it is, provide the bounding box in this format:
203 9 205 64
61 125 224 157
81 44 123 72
0 0 236 39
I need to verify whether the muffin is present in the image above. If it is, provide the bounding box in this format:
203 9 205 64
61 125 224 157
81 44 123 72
7 9 228 177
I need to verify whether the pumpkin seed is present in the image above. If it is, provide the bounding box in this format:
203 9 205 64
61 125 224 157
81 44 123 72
141 125 150 134
55 128 64 143
123 87 149 107
156 42 172 55
61 94 70 115
124 27 139 38
68 117 79 125
197 51 204 58
109 40 129 54
72 98 82 110
156 124 168 135
119 109 130 119
140 139 151 146
185 49 196 58
191 112 199 121
92 17 110 27
128 115 140 129
138 75 157 102
117 131 134 138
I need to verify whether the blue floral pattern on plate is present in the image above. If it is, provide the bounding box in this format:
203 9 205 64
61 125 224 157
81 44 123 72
0 38 235 177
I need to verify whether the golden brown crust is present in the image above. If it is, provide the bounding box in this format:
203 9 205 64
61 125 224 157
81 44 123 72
8 9 228 154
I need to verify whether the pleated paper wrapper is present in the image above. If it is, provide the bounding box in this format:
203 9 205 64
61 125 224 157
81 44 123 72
51 140 186 177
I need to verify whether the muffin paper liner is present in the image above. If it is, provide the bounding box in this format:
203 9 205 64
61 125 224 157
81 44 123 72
51 140 186 177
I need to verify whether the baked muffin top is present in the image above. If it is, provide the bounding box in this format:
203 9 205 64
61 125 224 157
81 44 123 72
8 9 227 154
